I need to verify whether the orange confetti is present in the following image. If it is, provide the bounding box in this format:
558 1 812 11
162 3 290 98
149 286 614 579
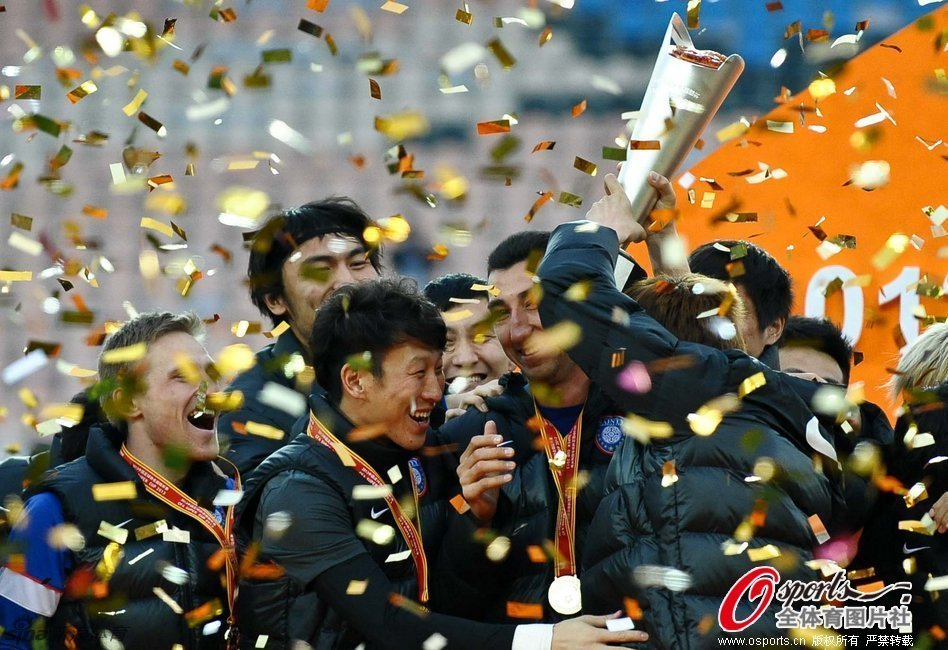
476 120 511 135
532 141 555 153
524 191 553 223
449 494 470 514
526 545 547 563
82 205 107 219
539 26 553 47
624 598 643 620
571 100 587 118
506 601 544 620
307 0 330 10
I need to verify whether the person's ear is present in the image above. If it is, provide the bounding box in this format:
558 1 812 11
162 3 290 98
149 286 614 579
106 387 141 422
763 317 786 347
264 293 289 318
340 364 367 401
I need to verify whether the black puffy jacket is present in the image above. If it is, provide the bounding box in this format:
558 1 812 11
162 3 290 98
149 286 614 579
27 424 231 649
536 222 845 648
437 372 626 623
235 392 458 649
218 332 310 477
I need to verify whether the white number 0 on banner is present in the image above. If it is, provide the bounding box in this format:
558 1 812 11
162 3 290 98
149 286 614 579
804 266 920 349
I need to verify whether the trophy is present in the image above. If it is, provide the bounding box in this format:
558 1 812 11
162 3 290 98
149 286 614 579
617 13 745 225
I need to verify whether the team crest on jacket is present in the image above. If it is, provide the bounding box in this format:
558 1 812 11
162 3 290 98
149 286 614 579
408 457 427 497
595 416 624 455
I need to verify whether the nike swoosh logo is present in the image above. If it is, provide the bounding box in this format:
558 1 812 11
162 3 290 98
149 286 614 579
903 544 931 554
371 506 386 519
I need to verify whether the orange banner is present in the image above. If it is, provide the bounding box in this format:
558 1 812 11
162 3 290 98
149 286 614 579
670 6 947 414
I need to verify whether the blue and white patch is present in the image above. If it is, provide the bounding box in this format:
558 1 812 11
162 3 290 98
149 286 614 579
408 457 427 498
214 506 226 526
595 416 624 455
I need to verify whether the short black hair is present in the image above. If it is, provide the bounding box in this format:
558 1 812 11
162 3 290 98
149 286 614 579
310 278 446 404
688 240 793 332
423 273 488 312
60 389 107 463
248 198 383 325
487 231 551 275
778 316 853 384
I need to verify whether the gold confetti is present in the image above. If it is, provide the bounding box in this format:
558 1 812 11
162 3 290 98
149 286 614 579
573 157 597 176
140 217 174 238
134 520 168 541
747 544 781 562
244 421 285 440
904 482 929 508
14 85 41 99
629 140 661 150
123 89 148 116
100 342 147 364
97 521 129 545
456 6 472 25
261 49 292 64
686 0 701 29
10 213 33 230
138 112 167 137
486 37 516 70
538 26 553 47
0 271 32 282
716 117 751 142
298 18 323 37
766 120 794 134
809 77 836 100
374 112 430 141
380 1 409 13
153 587 184 614
347 580 368 595
898 518 935 535
92 482 138 501
622 413 673 443
687 394 741 436
738 372 766 398
557 192 583 207
325 33 338 56
66 80 97 104
871 233 910 270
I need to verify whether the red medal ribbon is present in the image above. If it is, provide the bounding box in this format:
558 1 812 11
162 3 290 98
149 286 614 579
119 445 241 642
533 402 584 578
306 412 429 603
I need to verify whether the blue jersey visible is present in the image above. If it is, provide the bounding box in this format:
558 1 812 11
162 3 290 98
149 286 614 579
0 492 71 648
537 403 584 438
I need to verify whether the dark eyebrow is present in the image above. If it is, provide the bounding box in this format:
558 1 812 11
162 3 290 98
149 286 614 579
300 248 366 266
488 298 507 311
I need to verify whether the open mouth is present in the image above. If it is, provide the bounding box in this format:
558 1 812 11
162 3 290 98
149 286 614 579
446 374 485 392
409 408 431 424
187 409 216 431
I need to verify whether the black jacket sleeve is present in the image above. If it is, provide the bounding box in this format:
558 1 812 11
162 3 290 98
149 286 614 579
316 554 518 650
535 221 844 476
